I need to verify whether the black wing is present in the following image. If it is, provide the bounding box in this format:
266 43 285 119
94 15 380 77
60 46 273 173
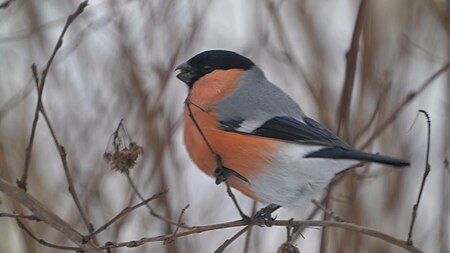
250 116 351 148
220 116 409 167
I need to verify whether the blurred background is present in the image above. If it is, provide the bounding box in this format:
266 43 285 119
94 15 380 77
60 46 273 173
0 0 449 252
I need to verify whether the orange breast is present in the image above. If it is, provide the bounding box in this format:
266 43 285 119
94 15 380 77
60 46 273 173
183 69 279 198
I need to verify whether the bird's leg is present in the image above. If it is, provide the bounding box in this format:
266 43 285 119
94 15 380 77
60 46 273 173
224 182 251 220
251 204 281 227
213 154 248 185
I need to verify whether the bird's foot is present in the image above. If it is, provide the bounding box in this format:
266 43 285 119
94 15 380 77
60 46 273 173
249 204 281 227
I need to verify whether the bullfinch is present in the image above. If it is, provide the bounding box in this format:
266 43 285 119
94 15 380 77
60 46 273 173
175 50 409 208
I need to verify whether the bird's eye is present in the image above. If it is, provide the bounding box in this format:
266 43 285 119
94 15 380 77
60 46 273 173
202 65 212 73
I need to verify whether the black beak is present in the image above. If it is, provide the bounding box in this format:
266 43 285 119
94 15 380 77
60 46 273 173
175 62 195 87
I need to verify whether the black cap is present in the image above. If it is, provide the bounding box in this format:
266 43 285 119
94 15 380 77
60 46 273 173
176 50 254 87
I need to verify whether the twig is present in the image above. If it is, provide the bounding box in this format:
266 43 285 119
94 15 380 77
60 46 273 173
291 201 321 242
360 61 450 150
445 158 449 175
164 204 190 244
214 226 251 253
225 181 248 219
31 63 94 235
18 0 88 191
312 199 345 222
407 110 431 245
336 0 367 138
16 219 80 251
185 97 248 217
352 79 392 144
0 0 13 9
0 177 101 252
125 171 189 228
101 219 424 253
87 191 167 239
243 201 257 253
0 212 40 221
16 0 92 234
17 66 40 191
185 98 220 162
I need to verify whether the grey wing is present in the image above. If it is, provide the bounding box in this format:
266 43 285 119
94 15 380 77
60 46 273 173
214 67 306 133
214 67 347 148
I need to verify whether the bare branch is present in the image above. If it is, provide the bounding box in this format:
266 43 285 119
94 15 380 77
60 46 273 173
312 199 345 222
164 204 190 244
0 177 101 252
0 212 40 221
125 171 189 228
102 219 424 253
16 219 81 251
360 61 450 150
214 226 250 253
16 0 92 235
336 0 367 138
18 0 88 192
87 190 167 239
407 110 432 245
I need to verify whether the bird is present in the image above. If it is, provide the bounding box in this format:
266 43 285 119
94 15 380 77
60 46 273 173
175 49 409 209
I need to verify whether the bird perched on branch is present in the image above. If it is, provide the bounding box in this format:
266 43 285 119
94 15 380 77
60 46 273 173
175 50 409 208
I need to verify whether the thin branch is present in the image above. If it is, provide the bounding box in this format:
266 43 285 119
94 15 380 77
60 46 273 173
87 191 167 239
0 177 101 252
243 201 257 253
16 219 80 251
17 65 41 191
312 199 345 222
164 204 190 244
0 212 40 221
31 62 94 235
407 110 432 245
360 61 450 150
185 97 248 218
101 219 424 253
17 0 88 191
214 226 251 253
225 182 248 219
125 171 189 228
0 0 14 9
352 79 392 144
16 0 92 234
336 0 367 138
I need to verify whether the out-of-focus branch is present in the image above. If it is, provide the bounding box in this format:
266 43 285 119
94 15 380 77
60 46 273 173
336 0 367 139
0 212 40 221
360 61 450 150
0 0 14 9
0 177 101 252
407 110 431 245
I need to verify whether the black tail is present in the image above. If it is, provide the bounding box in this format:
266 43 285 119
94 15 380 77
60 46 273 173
305 147 410 167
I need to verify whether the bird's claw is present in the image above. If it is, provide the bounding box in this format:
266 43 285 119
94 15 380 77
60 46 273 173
249 204 281 227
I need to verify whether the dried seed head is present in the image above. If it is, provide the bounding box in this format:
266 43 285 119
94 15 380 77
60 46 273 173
277 242 300 253
103 142 143 173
